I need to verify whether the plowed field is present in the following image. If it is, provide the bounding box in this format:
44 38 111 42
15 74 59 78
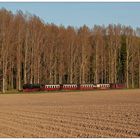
0 89 140 138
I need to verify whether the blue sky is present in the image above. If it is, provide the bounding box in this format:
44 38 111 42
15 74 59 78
0 2 140 28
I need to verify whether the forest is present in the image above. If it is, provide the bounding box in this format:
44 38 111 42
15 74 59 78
0 9 140 93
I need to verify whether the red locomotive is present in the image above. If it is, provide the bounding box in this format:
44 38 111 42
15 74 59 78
23 84 42 92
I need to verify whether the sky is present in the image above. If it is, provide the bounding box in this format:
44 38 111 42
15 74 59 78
0 2 139 29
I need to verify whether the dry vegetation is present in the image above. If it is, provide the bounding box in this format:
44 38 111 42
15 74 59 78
0 9 140 93
0 89 140 138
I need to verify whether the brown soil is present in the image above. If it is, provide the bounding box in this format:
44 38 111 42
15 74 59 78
0 89 140 138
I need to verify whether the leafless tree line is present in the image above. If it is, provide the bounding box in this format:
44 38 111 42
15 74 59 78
0 9 140 92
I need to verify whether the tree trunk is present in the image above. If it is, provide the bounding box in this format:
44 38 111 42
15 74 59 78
126 50 129 88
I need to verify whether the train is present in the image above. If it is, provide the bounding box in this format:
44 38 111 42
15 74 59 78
22 83 125 92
